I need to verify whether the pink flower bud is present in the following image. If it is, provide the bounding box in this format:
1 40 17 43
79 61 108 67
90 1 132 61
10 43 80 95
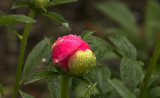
51 34 96 76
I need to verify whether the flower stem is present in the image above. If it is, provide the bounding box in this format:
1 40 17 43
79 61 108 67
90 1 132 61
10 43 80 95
140 34 160 98
61 75 70 98
12 9 35 98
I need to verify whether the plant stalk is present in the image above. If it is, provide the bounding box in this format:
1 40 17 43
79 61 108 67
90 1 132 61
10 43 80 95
140 34 160 98
12 9 35 98
61 75 70 98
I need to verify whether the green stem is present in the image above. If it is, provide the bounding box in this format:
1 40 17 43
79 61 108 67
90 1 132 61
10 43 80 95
140 34 160 98
61 75 70 98
12 9 35 98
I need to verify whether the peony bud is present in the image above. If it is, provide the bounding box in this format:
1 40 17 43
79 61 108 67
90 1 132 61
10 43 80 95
30 0 50 9
51 34 96 76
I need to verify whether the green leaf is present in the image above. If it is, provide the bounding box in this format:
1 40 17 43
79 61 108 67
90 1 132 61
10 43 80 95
47 63 61 98
0 10 22 39
50 0 77 6
0 14 35 24
44 37 52 47
145 1 160 47
0 83 4 98
80 77 91 85
90 94 109 98
107 79 136 98
87 36 113 62
83 83 97 98
6 24 22 39
25 70 59 84
148 87 160 98
71 77 81 91
11 1 29 9
88 65 111 93
47 76 61 98
109 34 137 59
19 90 34 98
42 12 70 30
81 30 94 42
97 1 139 40
120 57 144 92
22 39 51 80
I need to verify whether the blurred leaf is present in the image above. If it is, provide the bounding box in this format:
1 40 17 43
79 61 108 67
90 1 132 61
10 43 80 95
12 1 29 9
0 10 4 16
44 37 52 48
22 39 51 80
90 94 109 98
109 34 137 59
25 70 59 84
108 79 136 98
104 28 124 34
0 83 4 98
50 0 77 6
0 14 35 24
120 57 144 92
87 36 113 62
148 87 160 98
0 10 22 39
88 65 112 93
47 63 61 98
19 90 34 98
81 30 94 42
97 1 139 40
6 24 22 39
83 83 97 98
149 64 160 87
145 1 160 47
42 12 70 30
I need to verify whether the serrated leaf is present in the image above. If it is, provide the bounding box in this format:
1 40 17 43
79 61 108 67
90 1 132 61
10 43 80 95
0 83 4 98
97 1 139 40
87 36 113 62
148 87 160 98
50 0 77 6
88 65 111 93
25 70 59 84
19 90 34 98
0 14 35 24
42 12 70 30
22 39 51 81
109 34 137 59
12 1 29 9
145 1 160 47
83 83 97 98
108 79 136 98
120 57 144 92
81 30 94 41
